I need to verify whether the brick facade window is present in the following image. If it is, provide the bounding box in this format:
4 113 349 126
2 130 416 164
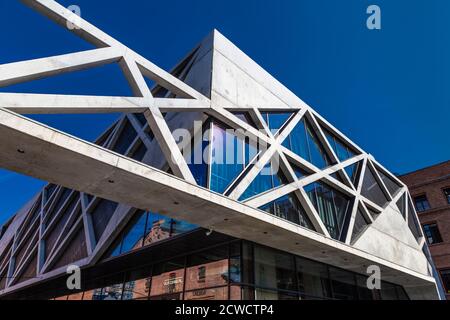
444 188 450 205
414 195 431 212
422 223 443 245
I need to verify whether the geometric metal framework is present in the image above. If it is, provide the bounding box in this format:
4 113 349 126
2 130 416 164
0 0 435 298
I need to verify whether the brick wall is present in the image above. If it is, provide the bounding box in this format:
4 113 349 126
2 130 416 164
399 160 450 299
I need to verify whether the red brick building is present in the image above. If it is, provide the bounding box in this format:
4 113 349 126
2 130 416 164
400 160 450 299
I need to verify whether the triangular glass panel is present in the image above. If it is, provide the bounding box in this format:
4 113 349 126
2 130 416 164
0 270 7 291
344 162 362 188
407 199 422 242
361 166 389 208
106 210 147 259
239 160 288 201
291 164 310 180
14 225 39 272
282 118 331 169
304 181 353 241
330 171 347 184
232 112 258 129
323 127 357 162
396 194 406 218
51 226 88 271
210 123 258 193
260 193 314 229
351 208 371 243
91 199 119 243
169 113 210 187
261 112 294 134
0 62 133 97
366 206 381 220
377 169 402 197
1 1 94 64
15 253 37 285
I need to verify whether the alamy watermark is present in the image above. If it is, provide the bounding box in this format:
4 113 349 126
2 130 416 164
367 5 381 30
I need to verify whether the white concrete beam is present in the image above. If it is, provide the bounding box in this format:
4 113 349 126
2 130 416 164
0 47 123 88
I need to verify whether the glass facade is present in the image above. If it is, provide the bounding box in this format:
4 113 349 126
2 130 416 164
50 240 408 301
282 118 331 169
260 194 314 229
106 211 198 259
304 181 353 241
440 269 450 295
240 161 287 201
422 223 443 245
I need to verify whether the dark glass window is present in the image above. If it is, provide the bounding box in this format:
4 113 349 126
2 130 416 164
232 112 257 128
210 124 257 193
254 246 297 294
150 258 185 298
185 246 229 291
377 170 402 197
396 194 406 218
261 112 293 134
351 208 370 243
407 199 422 241
112 119 137 155
122 268 151 300
361 167 389 208
282 118 331 169
107 212 198 259
229 242 241 284
240 161 287 201
414 195 431 212
329 267 357 300
304 181 352 240
323 128 356 162
444 188 450 205
296 257 331 299
143 213 173 245
355 275 376 300
440 269 450 294
170 219 198 237
90 199 119 242
423 223 443 245
380 282 399 300
344 162 362 188
92 283 124 301
51 227 87 270
185 121 210 188
260 193 314 229
115 211 147 256
130 140 147 162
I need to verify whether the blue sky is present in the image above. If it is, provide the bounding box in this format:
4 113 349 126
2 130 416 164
0 0 449 225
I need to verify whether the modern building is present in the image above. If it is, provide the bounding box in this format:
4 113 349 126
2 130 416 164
400 160 450 300
0 0 441 300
